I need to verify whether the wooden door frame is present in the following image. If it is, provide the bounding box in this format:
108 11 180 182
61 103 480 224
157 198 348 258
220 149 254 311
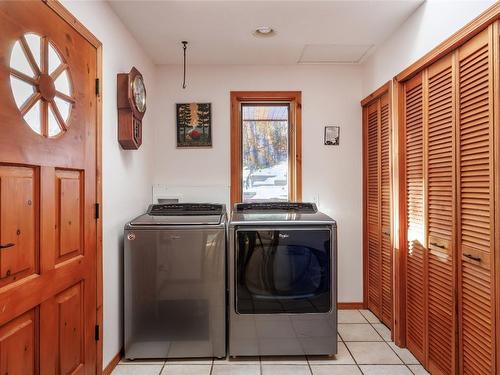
42 1 103 373
230 91 302 207
360 81 393 324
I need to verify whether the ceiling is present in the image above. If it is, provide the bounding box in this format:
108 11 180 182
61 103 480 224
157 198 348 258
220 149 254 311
108 0 424 65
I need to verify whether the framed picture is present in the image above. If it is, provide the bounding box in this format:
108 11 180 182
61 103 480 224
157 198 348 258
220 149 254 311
324 125 340 145
176 103 212 147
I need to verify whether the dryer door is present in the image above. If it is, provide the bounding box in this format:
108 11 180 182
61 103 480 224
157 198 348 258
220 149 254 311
235 228 331 314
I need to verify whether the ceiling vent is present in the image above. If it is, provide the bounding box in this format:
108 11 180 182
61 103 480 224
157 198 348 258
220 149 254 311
298 44 373 64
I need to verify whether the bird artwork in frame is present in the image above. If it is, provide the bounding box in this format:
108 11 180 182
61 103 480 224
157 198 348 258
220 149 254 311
176 103 212 147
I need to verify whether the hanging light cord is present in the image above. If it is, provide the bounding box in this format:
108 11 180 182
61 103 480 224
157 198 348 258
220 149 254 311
182 41 188 89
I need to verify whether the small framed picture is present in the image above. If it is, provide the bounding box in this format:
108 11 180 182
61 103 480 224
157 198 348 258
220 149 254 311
176 103 212 147
324 126 340 145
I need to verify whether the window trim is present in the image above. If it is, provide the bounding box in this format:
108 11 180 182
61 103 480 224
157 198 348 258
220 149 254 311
230 91 302 207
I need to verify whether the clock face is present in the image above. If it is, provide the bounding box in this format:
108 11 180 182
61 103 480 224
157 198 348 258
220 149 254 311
132 75 146 113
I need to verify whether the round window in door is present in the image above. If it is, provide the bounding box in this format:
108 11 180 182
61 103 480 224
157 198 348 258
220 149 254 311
9 33 74 138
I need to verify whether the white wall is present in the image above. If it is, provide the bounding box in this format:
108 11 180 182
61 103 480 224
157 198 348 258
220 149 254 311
362 0 496 96
61 1 156 369
152 64 364 303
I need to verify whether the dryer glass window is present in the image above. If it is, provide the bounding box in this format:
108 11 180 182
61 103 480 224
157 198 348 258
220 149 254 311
235 229 331 314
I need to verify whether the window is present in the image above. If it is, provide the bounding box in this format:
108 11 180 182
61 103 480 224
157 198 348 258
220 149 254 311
231 92 301 206
9 33 74 138
242 104 289 202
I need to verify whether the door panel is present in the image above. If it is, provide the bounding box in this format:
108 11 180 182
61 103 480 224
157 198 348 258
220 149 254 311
0 1 98 373
59 284 84 375
0 309 37 375
457 28 495 374
0 166 37 286
380 94 392 328
56 170 83 263
366 101 381 317
404 73 426 363
363 91 392 330
426 54 455 375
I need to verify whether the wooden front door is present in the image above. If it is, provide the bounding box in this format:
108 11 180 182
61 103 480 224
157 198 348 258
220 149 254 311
0 2 99 374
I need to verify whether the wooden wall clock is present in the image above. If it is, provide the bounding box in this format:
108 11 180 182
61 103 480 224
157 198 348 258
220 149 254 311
117 67 146 149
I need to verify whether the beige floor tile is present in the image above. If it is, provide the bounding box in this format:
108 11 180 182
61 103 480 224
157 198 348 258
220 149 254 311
214 356 260 365
388 342 420 364
261 355 306 364
112 364 163 375
261 364 311 375
345 342 402 365
165 358 213 365
408 364 430 374
359 365 413 374
211 364 261 375
372 323 391 341
160 365 211 375
359 310 380 324
310 364 362 375
338 310 368 324
307 343 355 365
338 324 383 342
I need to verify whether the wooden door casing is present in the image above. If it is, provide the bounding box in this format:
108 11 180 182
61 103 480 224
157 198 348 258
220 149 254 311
0 1 100 374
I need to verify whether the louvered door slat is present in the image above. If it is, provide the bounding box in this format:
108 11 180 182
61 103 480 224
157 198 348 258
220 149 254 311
380 94 392 328
457 29 495 374
426 54 455 375
366 102 381 316
405 74 426 362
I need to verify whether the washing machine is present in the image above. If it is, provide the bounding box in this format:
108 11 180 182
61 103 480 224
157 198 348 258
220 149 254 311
124 203 226 359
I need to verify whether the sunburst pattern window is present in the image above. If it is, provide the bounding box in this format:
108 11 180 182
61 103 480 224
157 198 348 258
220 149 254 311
9 33 74 138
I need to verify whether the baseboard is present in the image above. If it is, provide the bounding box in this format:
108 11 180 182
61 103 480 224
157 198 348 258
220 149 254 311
338 302 364 309
103 351 122 375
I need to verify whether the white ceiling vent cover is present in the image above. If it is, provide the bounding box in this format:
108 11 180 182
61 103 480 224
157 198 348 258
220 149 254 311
298 44 373 64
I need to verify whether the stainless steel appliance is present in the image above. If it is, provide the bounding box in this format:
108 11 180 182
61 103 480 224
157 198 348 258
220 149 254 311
228 202 337 357
124 203 226 359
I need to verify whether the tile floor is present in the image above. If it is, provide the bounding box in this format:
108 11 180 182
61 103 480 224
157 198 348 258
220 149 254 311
113 310 429 375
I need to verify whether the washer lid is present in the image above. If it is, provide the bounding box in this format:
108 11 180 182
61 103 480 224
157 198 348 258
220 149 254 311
130 213 223 226
130 203 225 225
148 203 224 216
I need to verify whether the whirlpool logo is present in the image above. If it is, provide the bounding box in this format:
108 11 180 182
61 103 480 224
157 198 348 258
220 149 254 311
279 233 290 239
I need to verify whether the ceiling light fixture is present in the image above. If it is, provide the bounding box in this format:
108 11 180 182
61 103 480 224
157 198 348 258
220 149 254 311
253 26 276 37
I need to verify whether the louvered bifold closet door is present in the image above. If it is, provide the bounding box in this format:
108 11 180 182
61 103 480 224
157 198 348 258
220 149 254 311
426 54 456 375
366 101 382 316
404 73 426 363
380 94 392 328
457 27 496 374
